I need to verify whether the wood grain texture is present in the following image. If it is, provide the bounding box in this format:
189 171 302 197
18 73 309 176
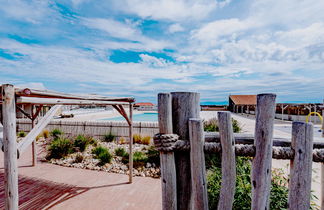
171 92 200 210
289 122 313 210
189 118 208 210
158 93 177 210
2 84 18 210
128 103 133 183
251 93 276 210
322 110 324 210
217 112 236 210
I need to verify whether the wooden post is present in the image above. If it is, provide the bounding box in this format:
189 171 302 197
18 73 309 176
158 93 177 210
189 118 208 210
251 93 276 210
217 111 236 210
128 103 133 183
31 105 36 166
321 110 324 210
2 84 19 210
289 122 313 210
171 92 200 210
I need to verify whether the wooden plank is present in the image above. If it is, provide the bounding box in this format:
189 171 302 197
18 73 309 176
289 122 313 209
171 92 200 210
158 93 177 210
322 110 324 210
189 118 208 210
16 97 130 105
128 103 133 183
18 105 62 154
2 84 19 210
217 112 236 210
251 93 276 210
16 106 32 120
31 105 37 166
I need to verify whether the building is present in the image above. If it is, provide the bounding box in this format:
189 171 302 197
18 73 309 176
134 102 157 111
228 95 256 113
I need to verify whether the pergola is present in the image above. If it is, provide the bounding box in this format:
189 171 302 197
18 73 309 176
0 84 135 209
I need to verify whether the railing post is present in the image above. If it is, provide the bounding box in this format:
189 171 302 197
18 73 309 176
321 110 324 210
2 84 19 210
189 118 208 210
217 111 236 210
251 93 276 210
158 93 177 210
289 122 313 209
171 92 200 210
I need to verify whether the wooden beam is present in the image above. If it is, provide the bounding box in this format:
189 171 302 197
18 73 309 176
128 103 133 183
112 105 131 125
32 105 43 120
18 105 62 155
16 106 32 120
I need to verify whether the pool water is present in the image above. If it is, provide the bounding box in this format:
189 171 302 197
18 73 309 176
102 112 158 122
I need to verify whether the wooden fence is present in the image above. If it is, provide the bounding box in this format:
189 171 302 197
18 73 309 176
154 92 323 210
17 119 158 139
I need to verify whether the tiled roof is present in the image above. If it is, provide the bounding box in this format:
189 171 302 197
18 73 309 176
134 102 154 106
229 95 257 105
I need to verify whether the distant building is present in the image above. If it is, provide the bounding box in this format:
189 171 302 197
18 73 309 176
134 102 157 111
228 95 256 113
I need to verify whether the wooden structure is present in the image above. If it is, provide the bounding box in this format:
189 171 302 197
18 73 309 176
0 84 135 210
155 92 324 210
228 94 256 113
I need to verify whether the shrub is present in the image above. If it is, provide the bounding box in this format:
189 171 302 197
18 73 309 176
47 137 73 159
50 128 63 139
73 135 90 152
42 129 50 138
133 151 148 168
232 118 241 133
115 147 127 157
121 152 129 164
103 132 115 142
18 131 26 137
146 146 160 167
133 134 142 144
119 137 126 144
203 117 241 133
92 146 112 165
141 136 151 145
74 153 84 163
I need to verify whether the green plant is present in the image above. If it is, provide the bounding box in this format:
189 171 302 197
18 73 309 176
141 136 151 145
146 146 160 167
73 135 90 152
18 131 26 137
50 128 64 139
47 137 73 159
232 118 241 133
103 132 115 142
74 153 84 163
203 117 241 133
133 134 142 144
92 146 112 165
115 147 127 157
133 151 148 168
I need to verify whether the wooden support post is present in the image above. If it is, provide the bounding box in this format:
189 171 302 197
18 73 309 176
251 93 276 210
171 92 200 210
31 105 36 166
321 110 324 210
217 111 236 210
289 122 313 210
189 118 208 210
158 93 177 210
2 84 19 210
128 103 133 183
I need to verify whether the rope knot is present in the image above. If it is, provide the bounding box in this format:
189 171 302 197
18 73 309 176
153 133 179 152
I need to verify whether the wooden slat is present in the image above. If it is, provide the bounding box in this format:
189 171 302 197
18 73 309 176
217 112 236 210
16 97 130 105
18 105 62 154
189 118 208 210
289 122 313 209
158 93 177 210
251 93 276 210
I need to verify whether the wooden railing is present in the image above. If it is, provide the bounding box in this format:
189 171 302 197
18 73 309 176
154 92 322 210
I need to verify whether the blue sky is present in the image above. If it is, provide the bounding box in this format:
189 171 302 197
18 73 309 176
0 0 323 103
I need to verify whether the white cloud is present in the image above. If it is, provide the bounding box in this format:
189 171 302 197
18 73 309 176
140 54 169 67
168 23 185 33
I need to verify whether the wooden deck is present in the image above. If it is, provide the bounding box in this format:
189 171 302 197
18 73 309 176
0 145 162 210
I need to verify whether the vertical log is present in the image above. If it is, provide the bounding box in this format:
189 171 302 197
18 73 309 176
171 92 200 210
321 110 324 210
128 103 133 183
251 93 276 210
217 111 236 210
289 122 313 210
158 93 177 210
2 84 19 210
189 118 208 210
31 105 36 166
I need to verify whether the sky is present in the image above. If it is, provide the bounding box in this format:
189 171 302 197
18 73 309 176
0 0 323 103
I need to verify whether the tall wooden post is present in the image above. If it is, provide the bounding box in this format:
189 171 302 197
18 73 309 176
31 105 36 166
2 84 19 210
158 93 177 210
171 92 200 210
321 110 324 210
128 103 133 183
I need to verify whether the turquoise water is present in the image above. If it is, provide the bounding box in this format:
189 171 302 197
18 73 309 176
102 112 158 122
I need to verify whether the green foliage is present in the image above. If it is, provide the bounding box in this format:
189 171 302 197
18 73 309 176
121 152 129 164
73 135 90 152
103 132 115 142
47 137 73 159
232 118 241 133
17 131 26 137
203 117 241 133
133 151 148 167
50 128 64 139
92 146 112 165
115 147 127 157
74 153 84 163
146 146 160 167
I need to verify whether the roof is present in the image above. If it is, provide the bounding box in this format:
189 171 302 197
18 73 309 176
134 102 154 106
229 95 257 105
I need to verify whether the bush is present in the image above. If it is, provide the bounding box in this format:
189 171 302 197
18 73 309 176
121 152 129 164
73 135 90 152
203 117 241 133
133 151 148 168
42 129 50 138
74 153 84 163
50 129 64 139
133 134 142 144
146 146 160 167
47 137 73 159
103 132 115 142
18 131 26 137
119 137 126 144
92 146 112 165
115 147 127 157
141 136 151 145
232 118 241 133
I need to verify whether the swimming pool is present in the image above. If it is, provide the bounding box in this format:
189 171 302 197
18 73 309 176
101 112 158 122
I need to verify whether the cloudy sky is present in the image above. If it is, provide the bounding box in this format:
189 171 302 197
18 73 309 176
0 0 323 103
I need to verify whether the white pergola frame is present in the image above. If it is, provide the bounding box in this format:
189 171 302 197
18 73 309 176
0 84 135 209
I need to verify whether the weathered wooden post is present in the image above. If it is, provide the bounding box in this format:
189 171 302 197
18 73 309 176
251 93 276 210
189 118 208 210
158 93 177 210
288 122 313 210
217 111 236 210
321 110 324 210
129 103 133 183
25 104 37 166
2 84 19 210
171 92 200 210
